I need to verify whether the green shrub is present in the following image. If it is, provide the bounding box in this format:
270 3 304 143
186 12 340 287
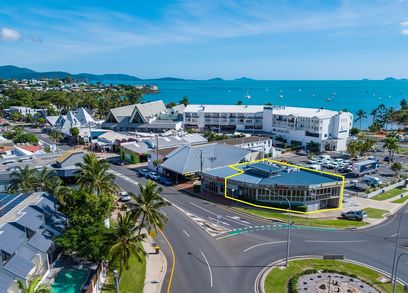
192 184 201 193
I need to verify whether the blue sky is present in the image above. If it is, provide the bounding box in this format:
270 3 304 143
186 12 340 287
1 0 408 79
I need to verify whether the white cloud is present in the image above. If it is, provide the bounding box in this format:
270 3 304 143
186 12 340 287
401 28 408 35
0 27 21 41
401 20 408 26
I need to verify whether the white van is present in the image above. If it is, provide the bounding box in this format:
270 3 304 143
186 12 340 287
308 164 322 171
320 155 331 161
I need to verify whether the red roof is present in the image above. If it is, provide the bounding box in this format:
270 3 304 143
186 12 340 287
18 145 42 153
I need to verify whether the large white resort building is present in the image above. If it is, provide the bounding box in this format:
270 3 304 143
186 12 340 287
183 104 353 152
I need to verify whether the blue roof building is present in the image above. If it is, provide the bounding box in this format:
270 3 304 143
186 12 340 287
202 161 342 211
0 192 67 292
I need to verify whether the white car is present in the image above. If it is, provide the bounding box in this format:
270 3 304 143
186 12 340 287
119 191 131 202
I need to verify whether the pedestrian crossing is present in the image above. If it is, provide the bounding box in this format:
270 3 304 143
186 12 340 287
109 170 139 186
171 203 231 237
221 223 336 237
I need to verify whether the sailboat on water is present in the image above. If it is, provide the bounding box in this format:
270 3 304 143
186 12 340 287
245 90 251 99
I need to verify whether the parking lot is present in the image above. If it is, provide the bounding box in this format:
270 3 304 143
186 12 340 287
280 149 408 196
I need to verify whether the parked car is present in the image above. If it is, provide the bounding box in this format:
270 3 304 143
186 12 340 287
159 176 172 186
137 168 150 177
118 191 131 202
363 175 383 187
341 210 367 221
148 172 160 181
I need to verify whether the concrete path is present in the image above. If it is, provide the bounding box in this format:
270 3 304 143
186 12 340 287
142 233 167 293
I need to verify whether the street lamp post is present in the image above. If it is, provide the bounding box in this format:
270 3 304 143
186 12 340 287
266 188 291 267
392 253 408 293
391 210 408 287
113 269 119 293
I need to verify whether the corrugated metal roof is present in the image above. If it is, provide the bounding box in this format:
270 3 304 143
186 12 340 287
205 162 339 187
0 272 14 292
134 100 166 122
27 230 53 253
0 224 25 254
4 254 35 279
56 149 84 164
161 144 250 175
15 207 44 231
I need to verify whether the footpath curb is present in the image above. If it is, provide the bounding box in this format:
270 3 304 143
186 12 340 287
142 234 168 293
254 256 408 293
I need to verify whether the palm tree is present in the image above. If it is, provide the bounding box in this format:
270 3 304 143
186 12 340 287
384 107 396 129
131 180 171 235
370 108 378 124
354 110 367 130
383 136 399 163
36 167 57 192
17 275 50 293
400 98 408 110
75 153 117 196
8 166 38 193
109 211 146 279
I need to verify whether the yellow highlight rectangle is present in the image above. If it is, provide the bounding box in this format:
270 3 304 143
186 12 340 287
223 158 345 215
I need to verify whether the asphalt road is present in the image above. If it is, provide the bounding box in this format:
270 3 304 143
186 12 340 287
111 164 408 293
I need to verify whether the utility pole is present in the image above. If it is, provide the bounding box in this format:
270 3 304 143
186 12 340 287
200 149 203 178
155 134 159 173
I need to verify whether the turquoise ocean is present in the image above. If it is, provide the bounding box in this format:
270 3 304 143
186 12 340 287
104 79 408 129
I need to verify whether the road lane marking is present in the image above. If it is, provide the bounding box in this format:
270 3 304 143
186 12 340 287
182 230 190 238
200 250 213 288
304 240 368 243
158 228 175 293
215 233 237 240
208 217 231 226
243 241 287 252
189 202 253 227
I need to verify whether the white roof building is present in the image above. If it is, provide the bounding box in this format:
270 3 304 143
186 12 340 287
183 104 353 152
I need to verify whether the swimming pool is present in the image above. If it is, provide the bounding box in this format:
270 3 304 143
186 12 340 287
51 269 88 293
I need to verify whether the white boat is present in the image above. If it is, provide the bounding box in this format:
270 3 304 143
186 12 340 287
245 90 251 99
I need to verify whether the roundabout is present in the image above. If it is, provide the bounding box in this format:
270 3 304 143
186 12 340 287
257 257 405 293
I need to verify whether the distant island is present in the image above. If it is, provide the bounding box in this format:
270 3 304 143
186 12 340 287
207 77 224 81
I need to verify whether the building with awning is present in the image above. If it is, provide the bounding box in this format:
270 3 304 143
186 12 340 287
159 143 251 183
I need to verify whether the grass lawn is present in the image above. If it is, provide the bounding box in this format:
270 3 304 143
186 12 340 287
371 187 406 201
392 195 408 203
101 254 146 293
363 207 388 218
234 207 367 229
398 147 408 155
264 259 405 293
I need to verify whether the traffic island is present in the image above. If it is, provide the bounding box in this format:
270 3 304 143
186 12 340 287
263 258 405 293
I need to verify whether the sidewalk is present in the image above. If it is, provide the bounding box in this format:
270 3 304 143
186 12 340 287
142 233 167 293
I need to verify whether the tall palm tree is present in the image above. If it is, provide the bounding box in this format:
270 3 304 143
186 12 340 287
109 211 146 279
370 108 378 124
75 153 117 196
384 107 396 129
383 136 399 163
8 165 38 193
17 275 50 293
131 180 171 235
354 110 367 130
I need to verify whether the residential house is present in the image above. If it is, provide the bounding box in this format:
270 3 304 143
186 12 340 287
0 192 67 293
